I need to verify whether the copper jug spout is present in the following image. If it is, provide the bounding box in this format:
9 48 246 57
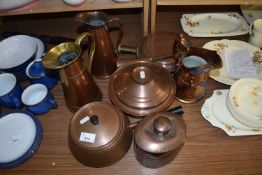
42 32 98 112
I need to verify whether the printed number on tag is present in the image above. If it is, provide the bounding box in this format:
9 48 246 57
79 132 96 143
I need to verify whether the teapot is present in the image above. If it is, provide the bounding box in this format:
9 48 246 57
173 34 223 103
42 32 98 112
75 11 123 78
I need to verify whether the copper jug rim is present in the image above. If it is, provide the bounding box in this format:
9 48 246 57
42 42 82 70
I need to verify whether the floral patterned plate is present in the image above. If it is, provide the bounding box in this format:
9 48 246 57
180 13 249 37
201 90 262 136
203 39 262 85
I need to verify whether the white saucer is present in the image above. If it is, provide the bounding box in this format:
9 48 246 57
32 37 45 60
201 90 262 136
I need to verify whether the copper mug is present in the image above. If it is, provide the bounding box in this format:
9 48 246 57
75 11 123 78
42 32 98 112
173 34 223 103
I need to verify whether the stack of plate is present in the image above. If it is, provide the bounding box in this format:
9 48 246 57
226 78 262 129
201 78 262 136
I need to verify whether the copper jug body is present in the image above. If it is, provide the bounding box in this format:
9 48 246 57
75 11 123 78
42 32 98 112
173 34 222 103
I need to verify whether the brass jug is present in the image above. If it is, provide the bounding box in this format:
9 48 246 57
75 11 123 78
42 32 98 112
173 34 223 103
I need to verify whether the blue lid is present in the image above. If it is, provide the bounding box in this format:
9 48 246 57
0 110 42 169
26 59 46 78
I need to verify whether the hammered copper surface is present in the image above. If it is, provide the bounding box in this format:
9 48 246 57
109 61 176 117
68 102 133 167
75 11 123 78
42 33 98 112
173 34 223 103
134 111 186 168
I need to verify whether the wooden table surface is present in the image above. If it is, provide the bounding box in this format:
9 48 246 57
1 5 262 175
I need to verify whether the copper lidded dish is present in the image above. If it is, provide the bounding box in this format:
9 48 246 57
68 102 133 168
109 61 176 117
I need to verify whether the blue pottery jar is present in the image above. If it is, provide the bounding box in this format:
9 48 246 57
26 59 58 89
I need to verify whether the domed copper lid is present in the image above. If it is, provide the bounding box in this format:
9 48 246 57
134 112 186 153
109 61 176 117
69 102 126 149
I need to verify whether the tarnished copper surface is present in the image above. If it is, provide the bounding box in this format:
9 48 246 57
117 32 176 72
75 11 123 78
134 111 186 168
109 61 176 117
68 102 133 167
173 34 223 103
42 33 98 112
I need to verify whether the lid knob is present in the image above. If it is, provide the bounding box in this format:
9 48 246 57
90 115 99 125
153 116 172 137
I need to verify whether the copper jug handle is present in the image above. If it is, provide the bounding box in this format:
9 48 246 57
106 18 123 54
75 32 95 73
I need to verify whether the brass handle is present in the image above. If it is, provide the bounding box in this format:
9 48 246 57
75 32 95 73
107 18 123 54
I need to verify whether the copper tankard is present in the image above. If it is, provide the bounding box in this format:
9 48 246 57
42 32 98 112
173 34 222 103
75 11 123 78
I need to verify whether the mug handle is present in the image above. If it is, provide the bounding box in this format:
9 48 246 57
9 95 22 108
106 18 123 54
47 99 58 109
75 32 96 73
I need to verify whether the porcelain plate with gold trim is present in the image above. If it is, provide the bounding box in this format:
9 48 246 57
201 90 262 136
181 13 249 37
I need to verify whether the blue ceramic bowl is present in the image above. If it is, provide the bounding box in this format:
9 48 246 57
0 110 42 169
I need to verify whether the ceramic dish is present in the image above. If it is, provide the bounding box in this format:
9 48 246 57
227 78 262 128
0 0 37 12
203 39 262 85
112 0 133 2
201 90 262 136
0 110 42 169
241 5 262 24
180 12 249 37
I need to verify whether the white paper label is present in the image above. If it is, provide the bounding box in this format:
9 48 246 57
140 71 145 79
80 116 90 125
224 48 257 78
79 132 96 143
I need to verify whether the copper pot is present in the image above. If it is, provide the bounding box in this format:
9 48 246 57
68 102 133 167
134 111 186 168
117 31 175 72
109 61 176 117
75 11 123 78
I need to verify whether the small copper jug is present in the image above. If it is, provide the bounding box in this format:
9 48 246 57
42 32 98 112
75 11 123 78
173 34 222 103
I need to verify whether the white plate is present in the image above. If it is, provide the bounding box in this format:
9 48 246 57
180 13 249 37
201 90 262 136
241 5 262 24
203 39 262 85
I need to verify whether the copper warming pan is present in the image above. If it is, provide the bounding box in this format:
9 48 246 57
108 61 176 117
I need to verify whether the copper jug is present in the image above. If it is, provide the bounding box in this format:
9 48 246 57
173 34 223 103
42 32 98 112
75 11 123 78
